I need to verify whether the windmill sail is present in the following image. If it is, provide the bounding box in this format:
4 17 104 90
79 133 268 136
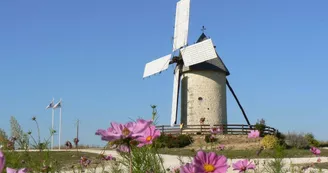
180 38 218 67
143 54 171 78
172 0 190 51
170 65 181 126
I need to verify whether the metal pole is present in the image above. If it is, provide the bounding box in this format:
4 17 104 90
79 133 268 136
51 108 54 150
59 107 62 150
226 79 252 127
77 119 79 149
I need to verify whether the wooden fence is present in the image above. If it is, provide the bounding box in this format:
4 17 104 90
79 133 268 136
155 124 277 135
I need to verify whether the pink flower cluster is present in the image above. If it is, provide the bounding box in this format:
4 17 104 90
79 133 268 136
248 130 260 138
95 119 160 148
0 151 27 173
179 151 256 173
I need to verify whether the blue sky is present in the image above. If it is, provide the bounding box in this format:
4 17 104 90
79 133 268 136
1 0 328 146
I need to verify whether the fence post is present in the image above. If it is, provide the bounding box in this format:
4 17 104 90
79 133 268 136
161 125 164 133
242 125 244 134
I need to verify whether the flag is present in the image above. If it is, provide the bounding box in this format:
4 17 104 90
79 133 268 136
46 100 54 109
53 100 62 109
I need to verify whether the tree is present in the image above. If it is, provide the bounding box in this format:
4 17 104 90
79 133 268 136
10 116 28 149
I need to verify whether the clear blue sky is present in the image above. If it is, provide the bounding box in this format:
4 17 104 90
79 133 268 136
1 0 328 146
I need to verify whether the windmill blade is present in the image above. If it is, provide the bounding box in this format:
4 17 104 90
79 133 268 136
172 0 190 51
180 38 218 67
170 65 181 126
143 54 172 78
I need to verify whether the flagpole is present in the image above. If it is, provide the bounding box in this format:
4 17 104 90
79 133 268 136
59 107 62 150
51 108 54 150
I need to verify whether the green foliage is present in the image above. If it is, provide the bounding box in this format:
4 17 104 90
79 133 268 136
254 118 266 137
155 134 192 148
284 132 309 149
10 116 29 149
261 135 279 149
119 145 166 173
204 134 217 143
304 133 320 147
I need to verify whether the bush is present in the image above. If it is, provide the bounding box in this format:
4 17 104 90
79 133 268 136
155 134 193 148
254 118 266 137
284 132 309 149
261 135 279 149
304 133 320 147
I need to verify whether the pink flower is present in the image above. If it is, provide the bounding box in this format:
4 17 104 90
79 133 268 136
210 127 221 135
317 158 321 163
180 163 194 173
248 130 260 138
232 159 256 172
0 151 5 173
80 156 91 167
193 150 229 173
117 145 130 153
310 147 321 156
136 125 160 147
6 168 28 173
217 144 225 151
96 119 152 142
102 154 116 161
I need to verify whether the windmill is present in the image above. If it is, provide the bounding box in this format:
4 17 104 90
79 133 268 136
143 0 251 127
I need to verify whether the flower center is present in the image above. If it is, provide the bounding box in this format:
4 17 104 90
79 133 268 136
146 136 152 142
204 163 215 172
241 166 246 171
122 127 131 136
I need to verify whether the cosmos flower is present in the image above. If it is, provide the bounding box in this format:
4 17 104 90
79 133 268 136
117 145 130 153
232 159 256 173
0 151 5 173
210 127 221 135
102 154 116 161
136 125 160 147
193 150 229 173
217 144 225 151
180 163 194 173
6 168 28 173
248 130 260 138
95 119 152 142
310 147 321 156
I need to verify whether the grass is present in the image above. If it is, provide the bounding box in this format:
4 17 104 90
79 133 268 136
157 148 328 159
4 151 103 170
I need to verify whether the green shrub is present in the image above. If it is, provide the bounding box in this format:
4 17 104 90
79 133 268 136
304 133 319 147
261 135 279 149
254 118 266 137
284 132 309 149
154 134 192 148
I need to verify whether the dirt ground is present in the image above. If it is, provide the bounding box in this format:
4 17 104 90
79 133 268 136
184 134 262 150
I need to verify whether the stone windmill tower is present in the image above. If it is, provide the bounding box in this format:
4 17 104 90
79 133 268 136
143 0 250 127
180 33 230 126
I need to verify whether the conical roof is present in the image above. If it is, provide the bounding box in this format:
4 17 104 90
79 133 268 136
181 33 230 76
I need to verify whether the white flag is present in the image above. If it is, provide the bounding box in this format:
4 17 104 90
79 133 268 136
46 100 54 109
53 100 62 109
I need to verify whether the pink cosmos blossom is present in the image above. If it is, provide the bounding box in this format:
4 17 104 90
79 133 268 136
117 145 130 153
6 168 28 173
193 150 229 173
217 144 225 151
232 159 256 172
310 147 321 156
102 154 116 161
96 119 152 142
0 151 5 173
248 130 260 138
210 127 221 135
80 156 91 167
180 163 194 173
136 125 160 147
